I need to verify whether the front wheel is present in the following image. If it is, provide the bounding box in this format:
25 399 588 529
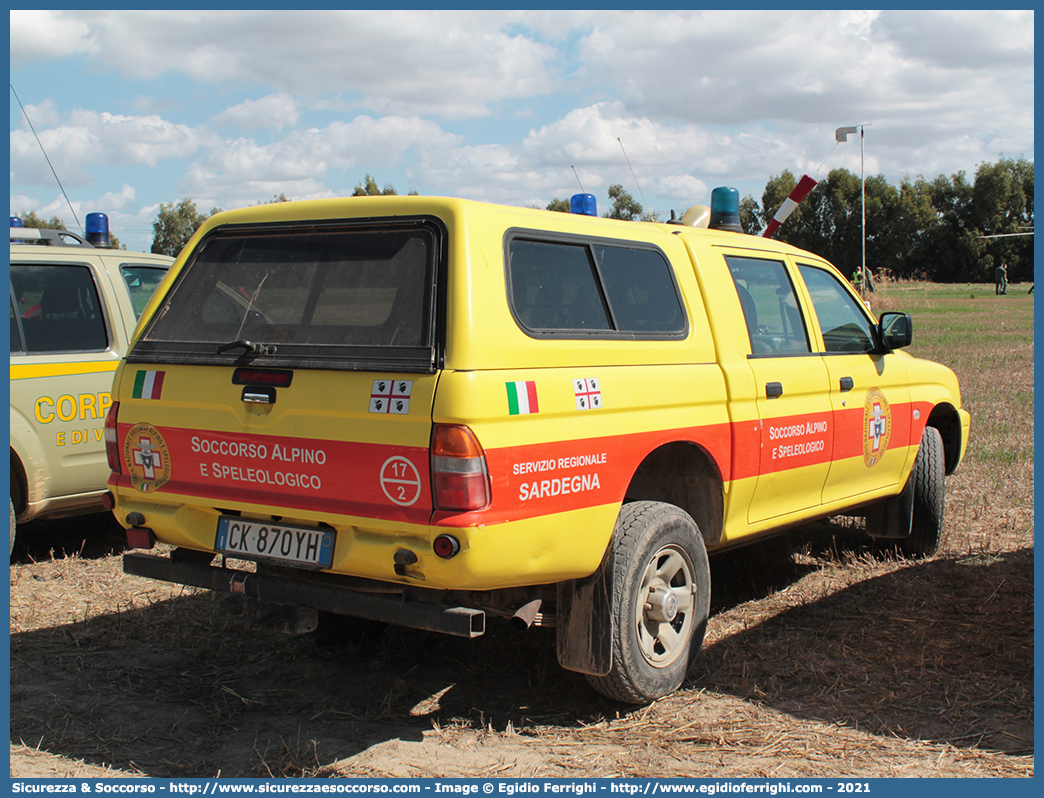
899 426 946 558
586 501 711 704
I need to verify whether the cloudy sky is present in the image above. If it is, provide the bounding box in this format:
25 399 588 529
10 9 1035 252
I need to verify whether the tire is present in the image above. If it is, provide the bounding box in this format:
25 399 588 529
899 426 946 558
585 501 711 704
9 498 16 557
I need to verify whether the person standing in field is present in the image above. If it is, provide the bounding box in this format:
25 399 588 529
995 263 1008 295
851 268 864 295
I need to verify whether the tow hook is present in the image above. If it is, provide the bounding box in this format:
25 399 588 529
393 548 418 576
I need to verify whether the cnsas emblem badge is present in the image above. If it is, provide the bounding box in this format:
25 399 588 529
123 423 171 492
863 388 891 468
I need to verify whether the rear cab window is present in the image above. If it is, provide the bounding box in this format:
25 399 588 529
131 219 444 372
506 233 688 339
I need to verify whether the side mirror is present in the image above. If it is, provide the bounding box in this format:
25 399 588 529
878 311 913 350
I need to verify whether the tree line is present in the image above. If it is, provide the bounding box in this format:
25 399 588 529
546 158 1034 284
740 156 1033 284
27 157 1027 283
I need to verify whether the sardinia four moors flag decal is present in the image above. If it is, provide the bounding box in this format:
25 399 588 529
506 380 539 415
133 370 166 400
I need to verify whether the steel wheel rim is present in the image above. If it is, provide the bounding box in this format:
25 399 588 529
635 543 695 668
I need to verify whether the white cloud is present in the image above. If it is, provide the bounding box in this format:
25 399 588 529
12 98 61 129
88 183 136 212
10 194 46 216
10 109 214 189
9 10 1033 224
76 111 210 167
10 125 103 188
177 116 462 208
9 10 97 61
571 8 1033 161
876 10 1033 70
655 174 710 206
213 93 300 132
14 11 561 119
517 103 767 204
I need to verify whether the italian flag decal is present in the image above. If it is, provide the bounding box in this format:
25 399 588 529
506 380 539 415
133 370 166 400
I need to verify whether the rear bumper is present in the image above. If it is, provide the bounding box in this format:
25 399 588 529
123 552 485 638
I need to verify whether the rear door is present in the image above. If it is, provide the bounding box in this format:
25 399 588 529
116 217 444 526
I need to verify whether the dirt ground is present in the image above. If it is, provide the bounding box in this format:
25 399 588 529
8 493 1033 780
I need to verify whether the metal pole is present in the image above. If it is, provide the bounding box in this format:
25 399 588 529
860 125 866 296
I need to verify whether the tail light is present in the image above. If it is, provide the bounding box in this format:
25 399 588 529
105 402 121 474
431 424 490 511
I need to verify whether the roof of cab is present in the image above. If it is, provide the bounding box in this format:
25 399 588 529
182 194 809 261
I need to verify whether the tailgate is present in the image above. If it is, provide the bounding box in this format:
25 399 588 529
114 364 437 524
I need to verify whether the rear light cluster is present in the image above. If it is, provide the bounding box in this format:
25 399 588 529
104 402 121 474
430 424 490 512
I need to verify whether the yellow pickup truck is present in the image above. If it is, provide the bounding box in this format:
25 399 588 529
104 192 969 703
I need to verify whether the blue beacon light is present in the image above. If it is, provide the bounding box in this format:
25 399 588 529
570 193 597 216
709 186 742 232
85 212 112 247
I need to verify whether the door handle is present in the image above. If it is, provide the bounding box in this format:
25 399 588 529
765 382 783 398
242 387 276 404
839 376 854 392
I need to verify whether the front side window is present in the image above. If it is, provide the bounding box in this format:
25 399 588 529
725 255 809 355
133 220 441 371
120 264 168 319
507 235 687 338
798 264 876 353
10 264 109 353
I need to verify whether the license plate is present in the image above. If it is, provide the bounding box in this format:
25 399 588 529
214 517 335 568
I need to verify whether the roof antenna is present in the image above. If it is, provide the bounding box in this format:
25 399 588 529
618 137 650 217
11 84 82 234
571 165 585 193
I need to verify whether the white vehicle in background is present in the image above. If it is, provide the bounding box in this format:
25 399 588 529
9 213 173 553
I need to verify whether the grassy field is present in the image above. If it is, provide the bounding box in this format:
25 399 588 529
10 281 1034 778
870 280 1034 551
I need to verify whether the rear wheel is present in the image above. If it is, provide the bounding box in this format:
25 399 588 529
9 498 16 556
586 501 710 704
899 426 946 558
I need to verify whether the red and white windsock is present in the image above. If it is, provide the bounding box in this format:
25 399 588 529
762 174 818 238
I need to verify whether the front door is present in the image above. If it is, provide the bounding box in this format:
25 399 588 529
795 262 912 505
725 255 834 524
